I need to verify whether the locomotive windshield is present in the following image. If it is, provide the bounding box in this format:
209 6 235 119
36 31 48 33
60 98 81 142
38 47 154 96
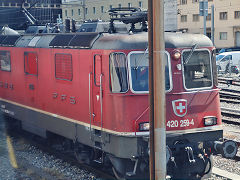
128 51 171 93
182 50 213 89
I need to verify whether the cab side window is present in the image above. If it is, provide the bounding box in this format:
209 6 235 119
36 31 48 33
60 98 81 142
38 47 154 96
0 51 11 72
24 52 38 76
109 53 128 93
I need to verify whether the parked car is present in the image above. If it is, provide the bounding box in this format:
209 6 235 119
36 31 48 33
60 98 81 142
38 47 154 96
218 47 240 54
216 51 240 74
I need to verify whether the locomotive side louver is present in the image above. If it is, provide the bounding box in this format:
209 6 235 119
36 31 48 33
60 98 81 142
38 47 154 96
0 35 20 46
49 34 75 48
49 33 100 49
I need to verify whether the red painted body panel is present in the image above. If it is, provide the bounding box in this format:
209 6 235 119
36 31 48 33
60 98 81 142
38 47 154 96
0 46 221 133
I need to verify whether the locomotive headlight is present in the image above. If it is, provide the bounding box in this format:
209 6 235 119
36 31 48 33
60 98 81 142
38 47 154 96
172 50 181 60
203 116 217 126
139 122 150 131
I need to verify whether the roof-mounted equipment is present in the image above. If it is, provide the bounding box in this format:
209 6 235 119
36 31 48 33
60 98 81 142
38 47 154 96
108 7 148 33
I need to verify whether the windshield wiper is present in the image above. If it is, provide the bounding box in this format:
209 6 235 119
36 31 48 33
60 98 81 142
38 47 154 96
184 44 198 64
135 47 148 69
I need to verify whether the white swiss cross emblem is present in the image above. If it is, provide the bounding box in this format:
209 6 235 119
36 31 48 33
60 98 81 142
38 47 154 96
172 99 187 117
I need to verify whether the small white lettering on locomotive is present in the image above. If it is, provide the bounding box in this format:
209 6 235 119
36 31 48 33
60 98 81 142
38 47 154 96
166 119 194 128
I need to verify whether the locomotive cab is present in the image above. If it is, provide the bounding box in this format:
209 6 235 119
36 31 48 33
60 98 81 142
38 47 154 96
103 32 237 179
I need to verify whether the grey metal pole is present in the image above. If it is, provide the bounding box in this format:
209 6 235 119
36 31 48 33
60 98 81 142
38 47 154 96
211 5 214 44
83 0 86 21
203 2 207 36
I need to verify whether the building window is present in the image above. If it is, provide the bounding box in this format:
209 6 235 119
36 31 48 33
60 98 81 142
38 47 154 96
206 14 211 21
220 32 227 40
55 54 73 81
220 12 227 20
101 6 104 13
78 9 80 15
65 10 67 17
118 4 121 8
128 3 132 8
235 11 240 19
109 53 128 93
139 1 142 8
180 0 187 5
0 51 11 72
85 8 88 15
24 52 38 76
93 7 96 14
71 9 74 16
193 14 199 22
181 15 187 22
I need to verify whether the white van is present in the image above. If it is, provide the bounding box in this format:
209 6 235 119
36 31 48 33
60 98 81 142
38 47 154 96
216 51 240 73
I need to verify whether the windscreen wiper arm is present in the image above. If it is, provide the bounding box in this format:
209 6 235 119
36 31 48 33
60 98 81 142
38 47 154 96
184 44 198 64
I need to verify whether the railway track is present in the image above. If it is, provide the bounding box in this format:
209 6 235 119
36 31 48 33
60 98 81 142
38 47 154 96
212 167 240 180
221 107 240 119
218 77 240 86
4 118 116 180
220 92 240 99
219 88 240 103
219 108 240 171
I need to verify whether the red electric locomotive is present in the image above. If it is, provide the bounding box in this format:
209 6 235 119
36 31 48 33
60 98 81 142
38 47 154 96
0 20 238 179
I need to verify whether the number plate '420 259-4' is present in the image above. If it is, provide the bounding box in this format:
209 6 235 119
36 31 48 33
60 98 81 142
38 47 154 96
166 119 194 129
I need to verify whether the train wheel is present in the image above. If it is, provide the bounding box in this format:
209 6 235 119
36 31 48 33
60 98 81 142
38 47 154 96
200 154 213 179
112 167 126 180
74 142 93 164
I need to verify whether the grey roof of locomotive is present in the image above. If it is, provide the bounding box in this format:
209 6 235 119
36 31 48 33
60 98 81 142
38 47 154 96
0 32 213 49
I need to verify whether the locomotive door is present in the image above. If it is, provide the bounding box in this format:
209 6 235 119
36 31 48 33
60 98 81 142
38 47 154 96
24 52 38 106
91 54 103 127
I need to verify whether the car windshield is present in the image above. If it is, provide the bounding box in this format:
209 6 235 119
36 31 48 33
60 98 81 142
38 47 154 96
128 52 171 93
182 50 213 89
216 55 224 61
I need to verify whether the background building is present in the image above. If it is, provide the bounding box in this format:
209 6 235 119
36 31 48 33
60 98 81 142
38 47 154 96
178 0 240 48
62 0 178 31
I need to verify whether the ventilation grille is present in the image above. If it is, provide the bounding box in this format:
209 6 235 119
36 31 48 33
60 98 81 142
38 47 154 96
55 53 73 81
